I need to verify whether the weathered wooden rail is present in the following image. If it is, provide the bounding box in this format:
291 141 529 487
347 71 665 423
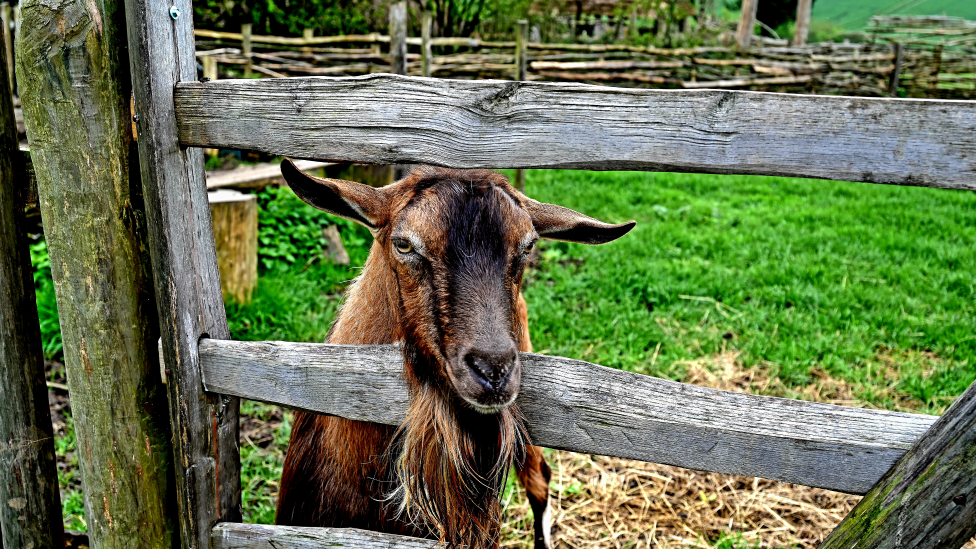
174 74 976 190
196 339 936 495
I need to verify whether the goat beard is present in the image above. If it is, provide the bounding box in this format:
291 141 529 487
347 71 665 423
387 379 528 549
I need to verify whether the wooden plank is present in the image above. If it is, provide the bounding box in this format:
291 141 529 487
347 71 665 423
197 340 938 495
206 160 331 189
123 0 241 547
516 20 528 81
174 74 976 190
212 523 435 549
820 378 976 549
682 75 814 88
0 22 63 549
421 12 431 78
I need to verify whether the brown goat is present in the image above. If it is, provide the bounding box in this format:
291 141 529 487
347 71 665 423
275 160 635 549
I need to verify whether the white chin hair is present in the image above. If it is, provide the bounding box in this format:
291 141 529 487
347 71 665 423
463 394 517 415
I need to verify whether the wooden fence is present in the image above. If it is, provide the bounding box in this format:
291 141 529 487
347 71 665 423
193 17 976 99
6 0 976 548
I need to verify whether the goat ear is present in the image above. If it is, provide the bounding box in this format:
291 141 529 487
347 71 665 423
280 159 385 229
523 198 636 245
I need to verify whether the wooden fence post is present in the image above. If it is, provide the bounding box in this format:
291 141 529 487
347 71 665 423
17 0 178 546
421 11 432 78
389 1 407 75
241 23 252 78
301 27 313 54
793 0 812 46
122 0 242 545
889 42 904 96
0 25 64 549
736 0 759 49
0 4 11 94
208 190 257 304
819 377 976 549
514 19 528 193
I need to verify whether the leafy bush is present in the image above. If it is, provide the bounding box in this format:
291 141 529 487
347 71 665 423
194 0 385 37
255 185 369 273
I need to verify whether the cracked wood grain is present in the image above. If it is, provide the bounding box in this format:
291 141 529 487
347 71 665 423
174 74 976 190
123 0 240 546
196 339 939 495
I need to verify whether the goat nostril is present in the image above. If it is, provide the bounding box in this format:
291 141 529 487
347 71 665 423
464 347 516 389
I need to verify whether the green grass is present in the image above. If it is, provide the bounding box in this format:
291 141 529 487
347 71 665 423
812 0 976 30
522 170 976 414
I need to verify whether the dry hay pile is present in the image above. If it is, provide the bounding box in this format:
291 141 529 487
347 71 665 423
499 352 976 549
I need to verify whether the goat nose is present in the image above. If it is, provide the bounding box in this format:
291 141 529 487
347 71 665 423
464 346 517 390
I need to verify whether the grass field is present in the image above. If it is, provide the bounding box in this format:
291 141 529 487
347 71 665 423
812 0 976 30
34 169 976 543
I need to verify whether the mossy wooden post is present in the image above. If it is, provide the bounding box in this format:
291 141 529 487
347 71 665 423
241 23 252 78
16 0 178 546
123 0 241 544
793 0 812 46
421 11 432 78
736 0 759 49
0 25 64 549
513 20 528 193
820 377 976 549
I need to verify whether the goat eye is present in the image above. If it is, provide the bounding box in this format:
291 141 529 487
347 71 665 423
394 240 413 254
523 242 535 255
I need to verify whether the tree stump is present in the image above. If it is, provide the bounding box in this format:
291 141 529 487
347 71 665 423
209 190 257 304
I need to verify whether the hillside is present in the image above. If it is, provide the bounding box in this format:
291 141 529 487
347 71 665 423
813 0 976 30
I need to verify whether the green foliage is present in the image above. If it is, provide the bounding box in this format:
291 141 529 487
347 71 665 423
30 239 63 361
255 185 369 273
194 0 385 36
240 401 293 524
54 413 87 531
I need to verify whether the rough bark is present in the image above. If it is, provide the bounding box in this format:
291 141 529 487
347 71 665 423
16 0 177 546
0 24 64 549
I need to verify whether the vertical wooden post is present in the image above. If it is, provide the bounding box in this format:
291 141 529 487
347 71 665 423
389 1 407 75
0 4 11 94
513 19 528 193
736 0 759 49
17 0 179 546
301 27 313 54
515 19 528 81
421 11 432 78
122 0 241 546
0 25 64 549
241 23 252 78
793 0 812 46
889 42 904 97
820 377 976 549
629 4 638 40
208 190 257 304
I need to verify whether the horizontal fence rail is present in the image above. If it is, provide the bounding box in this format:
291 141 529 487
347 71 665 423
174 74 976 189
212 523 435 549
196 339 938 495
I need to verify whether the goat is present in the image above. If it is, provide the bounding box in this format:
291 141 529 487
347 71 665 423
275 160 635 549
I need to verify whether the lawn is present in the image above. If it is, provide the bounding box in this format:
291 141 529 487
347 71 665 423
33 169 976 538
812 0 976 30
